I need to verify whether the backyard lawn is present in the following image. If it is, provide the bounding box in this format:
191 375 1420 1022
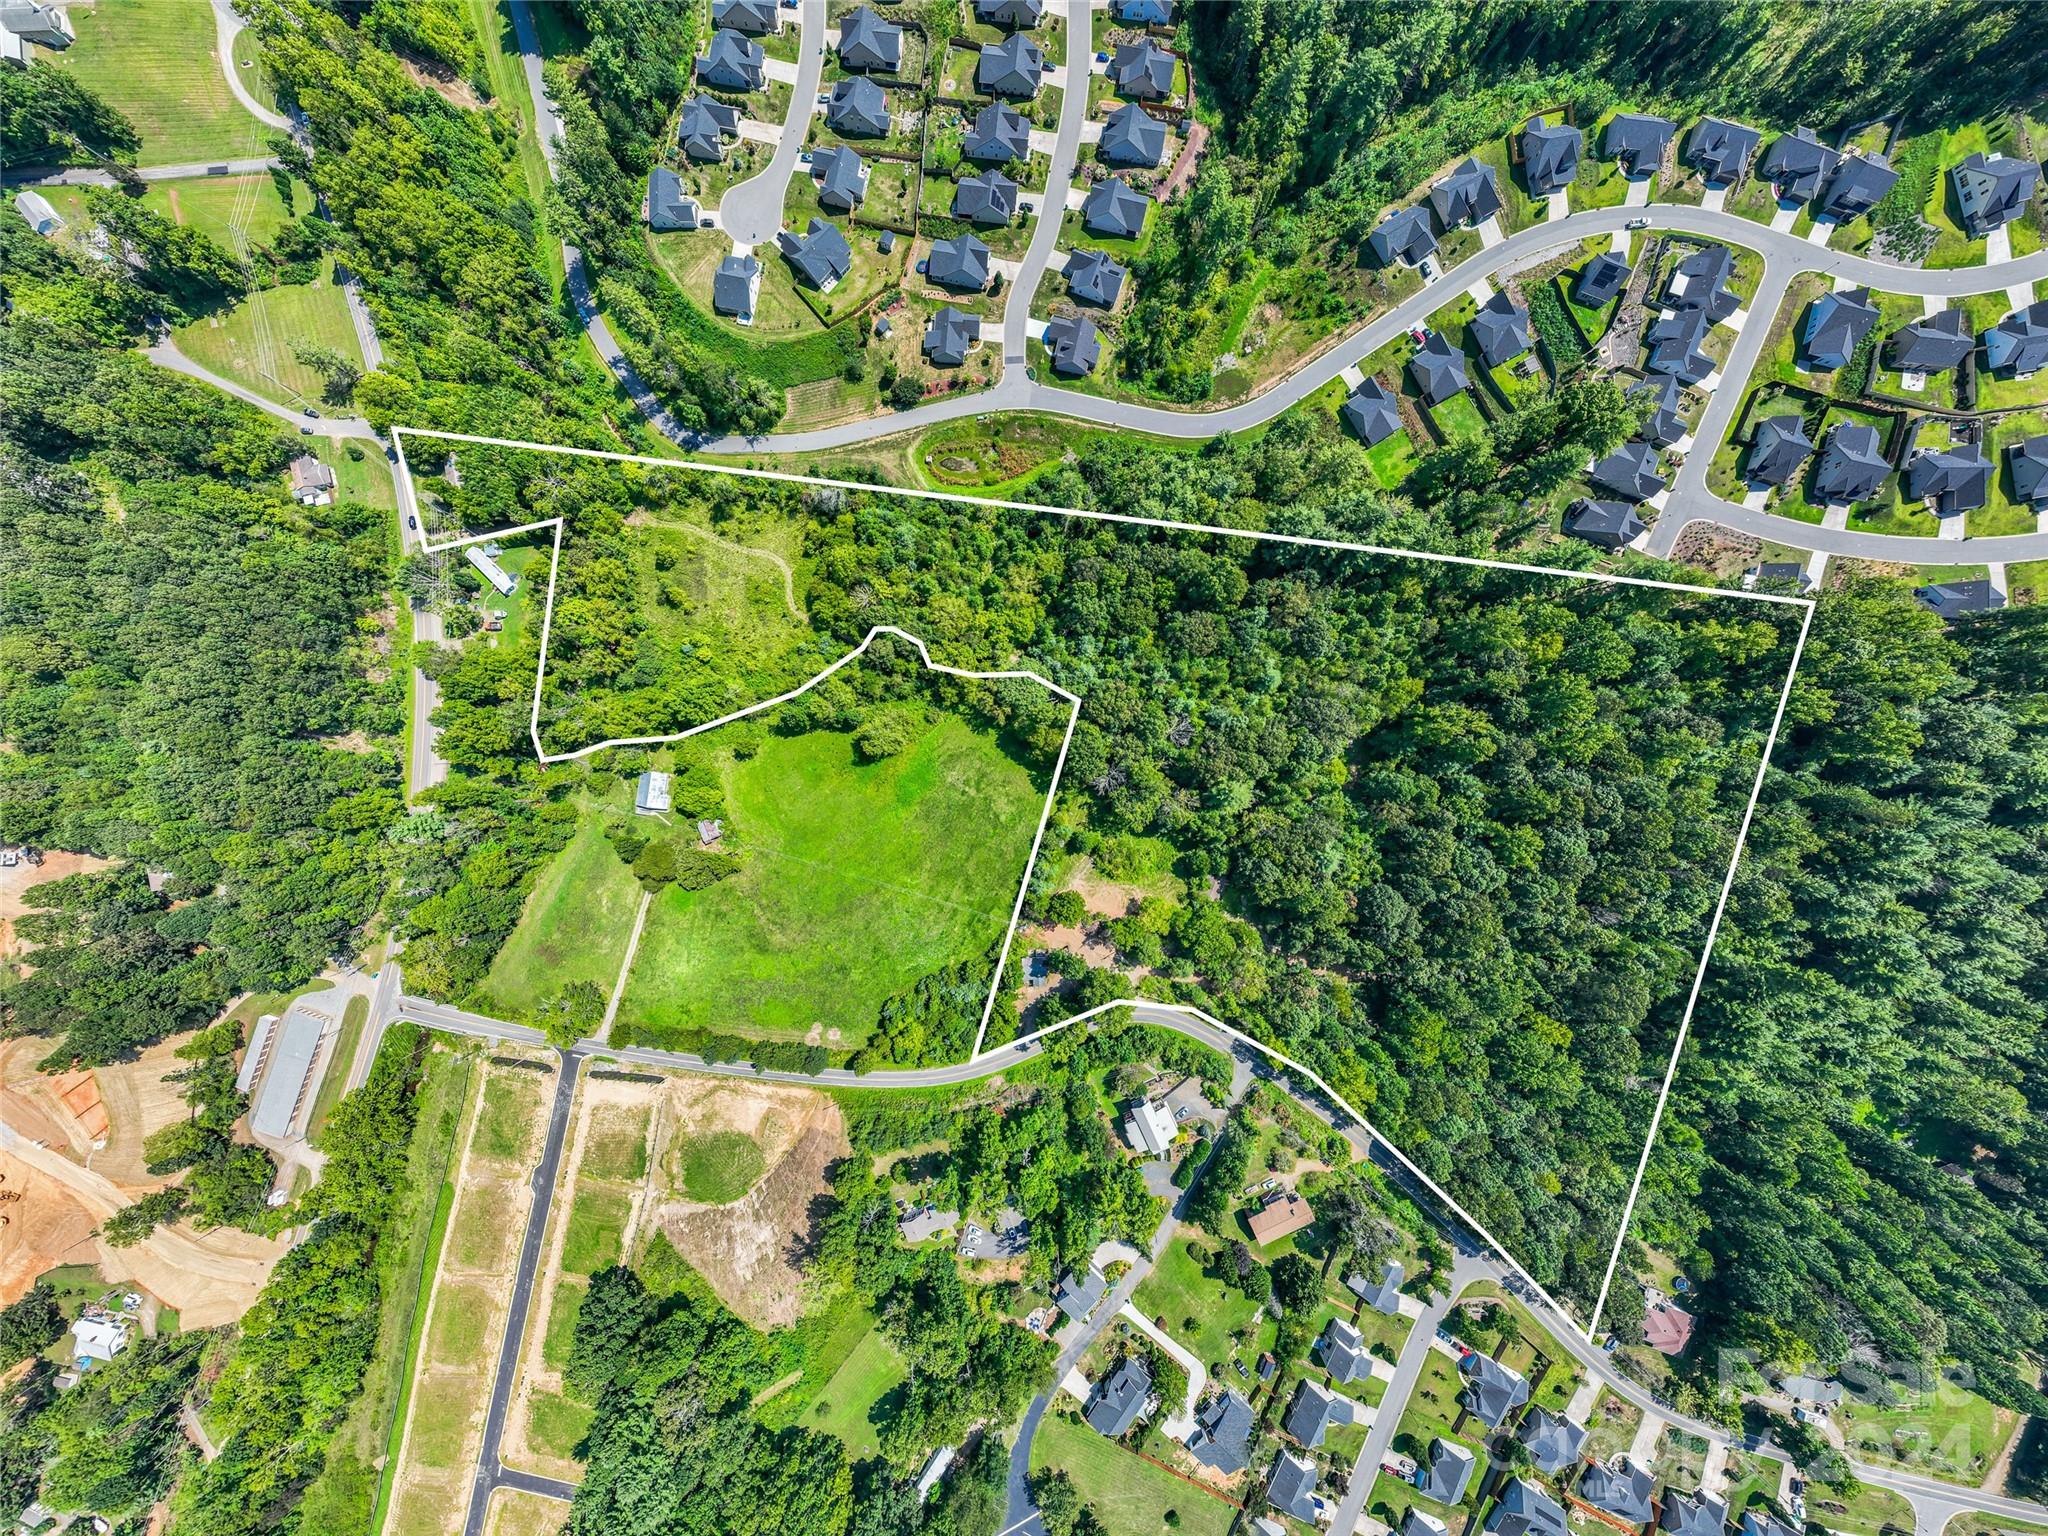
1030 1410 1238 1536
1131 1237 1265 1376
177 258 365 410
802 1324 910 1462
1838 1375 2020 1485
51 0 272 165
471 815 641 1022
1431 392 1489 443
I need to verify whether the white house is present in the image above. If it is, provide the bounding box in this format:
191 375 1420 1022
465 544 518 596
1122 1098 1177 1158
71 1314 129 1363
288 454 336 506
914 1444 956 1502
0 0 73 67
635 770 673 816
12 189 63 236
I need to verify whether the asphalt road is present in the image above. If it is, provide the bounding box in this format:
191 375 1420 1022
1001 0 1092 365
718 0 828 249
2 157 280 187
209 0 290 131
144 336 376 439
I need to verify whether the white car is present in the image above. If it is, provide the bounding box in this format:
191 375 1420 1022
1625 216 1651 230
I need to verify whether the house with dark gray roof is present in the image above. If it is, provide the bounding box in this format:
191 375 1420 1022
1081 177 1148 239
1522 116 1582 195
1760 126 1838 202
1370 205 1438 267
953 167 1018 224
1472 290 1532 367
1889 308 1972 373
1515 1407 1589 1475
976 0 1043 27
1284 1379 1358 1448
814 146 869 211
838 6 901 72
1563 497 1646 550
1660 1487 1730 1536
1739 1511 1804 1536
1489 1478 1570 1536
1430 157 1503 227
1813 421 1891 504
1410 331 1468 404
1630 374 1685 446
1644 307 1714 385
1578 1458 1657 1525
1821 152 1898 219
1268 1451 1324 1524
1407 1510 1453 1536
1053 1267 1106 1323
1085 1356 1152 1436
712 252 761 321
1342 377 1401 446
1066 247 1127 306
1348 1259 1405 1312
1576 251 1630 306
1954 152 2040 236
1315 1317 1374 1384
713 0 779 32
1604 113 1674 177
2009 433 2048 507
964 101 1031 164
1112 38 1175 99
1114 0 1172 21
827 76 891 138
1419 1438 1478 1504
777 218 853 289
678 94 741 160
1915 578 2005 617
1905 442 1991 516
1664 242 1739 321
1801 286 1878 371
979 33 1043 97
1747 414 1814 486
1101 103 1168 167
1685 118 1760 184
1985 301 2048 376
697 28 765 91
1746 562 1809 592
927 232 992 290
1590 440 1667 502
1044 313 1100 374
1186 1389 1254 1474
647 167 700 231
1459 1351 1531 1428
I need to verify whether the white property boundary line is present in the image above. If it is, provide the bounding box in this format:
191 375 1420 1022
388 423 1816 1339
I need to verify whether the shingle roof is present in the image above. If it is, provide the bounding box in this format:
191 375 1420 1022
1578 1458 1657 1524
1410 331 1468 404
1369 205 1438 267
1604 113 1675 176
1821 152 1898 218
979 33 1044 97
647 166 699 230
1905 442 1991 516
1664 242 1738 321
1114 0 1172 22
826 76 890 137
1747 413 1814 486
2009 433 2048 505
1644 307 1714 384
1430 157 1503 227
1341 377 1400 446
1802 286 1879 370
1760 126 1839 201
1630 373 1685 446
1315 1318 1374 1384
1589 440 1667 502
712 0 778 33
1085 1356 1152 1436
1420 1438 1478 1504
1101 103 1168 167
1489 1478 1570 1536
927 232 993 290
1082 176 1148 238
1186 1390 1254 1474
1813 421 1890 504
1522 115 1582 195
964 101 1031 164
1471 289 1532 367
1985 300 2048 375
953 167 1018 224
1066 247 1127 307
1660 1487 1730 1536
1515 1408 1589 1475
1576 251 1630 306
1283 1379 1357 1448
1686 117 1760 184
678 95 740 160
712 252 759 317
976 0 1043 26
1888 307 1971 372
776 217 851 288
1458 1351 1531 1428
1045 313 1100 374
1269 1451 1322 1523
1112 38 1175 99
1348 1259 1406 1312
697 28 765 91
814 145 868 210
1914 578 2005 616
1739 1511 1804 1536
1954 151 2041 235
837 5 902 71
1563 497 1647 550
1053 1268 1106 1322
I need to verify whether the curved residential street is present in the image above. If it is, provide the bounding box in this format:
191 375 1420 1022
717 0 828 249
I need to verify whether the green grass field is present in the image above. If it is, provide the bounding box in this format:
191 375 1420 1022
473 1071 545 1165
306 995 368 1143
177 259 364 410
525 1390 595 1461
561 1186 631 1275
674 1130 766 1204
426 1281 489 1363
1839 1377 2018 1484
1431 392 1488 442
542 1277 587 1372
472 817 640 1021
145 173 305 253
1131 1237 1264 1375
582 1106 652 1183
802 1324 910 1461
615 708 1044 1049
50 0 272 165
1030 1410 1238 1536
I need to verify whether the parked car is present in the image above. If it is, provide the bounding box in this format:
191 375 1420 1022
1625 216 1651 229
303 406 319 418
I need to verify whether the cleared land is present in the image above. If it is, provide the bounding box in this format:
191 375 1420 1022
472 815 640 1021
1030 1408 1238 1536
178 259 365 411
49 0 272 165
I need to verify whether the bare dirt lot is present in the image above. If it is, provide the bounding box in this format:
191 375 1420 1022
4 1031 208 1185
1 852 116 961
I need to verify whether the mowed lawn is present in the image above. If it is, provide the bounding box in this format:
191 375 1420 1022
802 1324 910 1462
1029 1411 1237 1536
177 258 364 409
616 712 1043 1048
51 0 272 165
473 816 640 1021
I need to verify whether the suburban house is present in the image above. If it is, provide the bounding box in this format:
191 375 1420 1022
1122 1098 1177 1157
1042 312 1100 373
70 1313 129 1363
1953 151 2041 235
1684 117 1761 184
1820 151 1898 219
923 305 983 366
1419 1438 1478 1504
1644 1294 1701 1349
713 251 762 320
813 145 870 211
1747 414 1815 485
1663 242 1739 321
1603 112 1674 176
697 28 766 92
1066 247 1127 306
12 188 62 236
289 454 336 506
1984 300 2048 376
1905 441 1991 516
1578 1457 1657 1524
1185 1389 1255 1474
466 545 517 596
1085 1356 1152 1437
897 1202 958 1243
1576 250 1630 306
1347 1258 1405 1313
1589 439 1667 501
1644 307 1714 384
1458 1350 1531 1428
1521 115 1583 195
1915 578 2005 616
1283 1379 1358 1448
1630 374 1686 446
1741 1512 1806 1536
1112 37 1176 100
1516 1407 1588 1475
1081 176 1148 239
978 33 1043 98
713 0 780 33
1429 157 1503 227
1369 205 1438 267
976 0 1043 26
1053 1267 1107 1324
1101 102 1168 167
1471 290 1532 367
1563 497 1647 550
964 100 1031 163
778 218 852 290
646 167 701 230
838 6 902 72
1314 1317 1374 1385
827 76 891 138
1801 285 1879 371
1759 126 1838 201
1246 1190 1313 1244
0 0 71 66
1662 1490 1730 1536
953 167 1019 224
1489 1479 1570 1536
2008 433 2048 507
1813 421 1891 504
1113 0 1172 22
1407 1511 1453 1536
1341 376 1401 446
1889 308 1972 372
1410 330 1469 403
1268 1451 1325 1525
927 232 993 290
634 770 672 815
678 95 741 160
